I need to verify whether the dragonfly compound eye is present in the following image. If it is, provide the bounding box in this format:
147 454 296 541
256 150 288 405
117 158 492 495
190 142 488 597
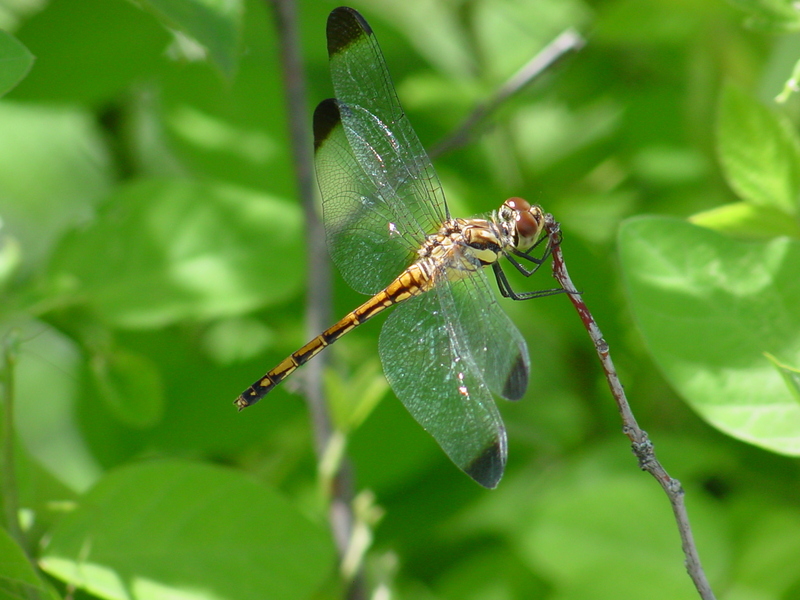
504 198 543 251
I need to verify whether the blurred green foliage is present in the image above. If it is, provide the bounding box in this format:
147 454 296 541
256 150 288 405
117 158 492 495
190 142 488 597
1 0 799 599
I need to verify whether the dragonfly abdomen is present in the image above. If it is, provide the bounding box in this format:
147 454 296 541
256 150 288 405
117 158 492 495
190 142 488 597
235 262 432 410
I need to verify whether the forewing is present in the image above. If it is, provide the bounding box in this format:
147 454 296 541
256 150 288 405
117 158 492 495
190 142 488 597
378 275 514 488
324 7 447 243
314 99 417 294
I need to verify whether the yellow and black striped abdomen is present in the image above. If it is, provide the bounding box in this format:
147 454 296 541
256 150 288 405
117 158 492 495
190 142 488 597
234 263 432 410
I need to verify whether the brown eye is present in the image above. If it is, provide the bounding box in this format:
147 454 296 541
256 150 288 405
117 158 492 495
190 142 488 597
504 197 531 212
516 209 541 241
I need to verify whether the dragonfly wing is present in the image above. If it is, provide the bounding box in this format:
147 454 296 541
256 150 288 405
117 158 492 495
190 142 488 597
447 271 531 402
324 7 447 243
314 99 417 294
378 272 525 488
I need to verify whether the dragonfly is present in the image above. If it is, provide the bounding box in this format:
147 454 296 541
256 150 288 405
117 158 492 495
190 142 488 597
236 6 563 488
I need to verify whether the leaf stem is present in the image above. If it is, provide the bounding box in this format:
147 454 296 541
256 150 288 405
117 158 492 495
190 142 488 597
1 330 25 551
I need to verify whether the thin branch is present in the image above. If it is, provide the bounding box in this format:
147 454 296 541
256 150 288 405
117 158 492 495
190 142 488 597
267 2 365 598
1 331 25 551
429 28 585 159
542 214 716 600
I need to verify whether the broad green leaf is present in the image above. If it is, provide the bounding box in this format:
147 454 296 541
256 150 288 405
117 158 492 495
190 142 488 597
9 319 102 493
39 460 336 600
0 103 111 273
48 178 304 328
0 30 34 97
137 0 242 77
619 216 800 455
717 84 800 215
90 348 164 428
0 527 60 600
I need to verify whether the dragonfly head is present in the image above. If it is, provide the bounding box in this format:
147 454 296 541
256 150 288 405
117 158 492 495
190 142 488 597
499 197 545 252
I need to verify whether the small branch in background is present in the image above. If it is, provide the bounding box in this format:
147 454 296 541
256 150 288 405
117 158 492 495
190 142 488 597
267 2 365 599
429 28 585 159
1 331 25 551
543 214 717 600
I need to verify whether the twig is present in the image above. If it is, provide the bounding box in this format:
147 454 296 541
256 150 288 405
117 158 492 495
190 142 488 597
429 28 585 159
1 331 25 551
268 3 365 599
543 214 716 600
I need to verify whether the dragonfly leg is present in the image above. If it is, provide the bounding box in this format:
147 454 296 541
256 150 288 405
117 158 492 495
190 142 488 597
492 256 567 300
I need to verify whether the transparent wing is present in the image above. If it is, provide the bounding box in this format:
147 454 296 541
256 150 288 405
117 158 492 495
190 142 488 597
444 271 531 402
321 7 447 275
378 270 530 488
314 99 418 294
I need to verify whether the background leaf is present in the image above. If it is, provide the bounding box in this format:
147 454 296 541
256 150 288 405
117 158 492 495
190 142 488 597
0 527 60 600
716 83 800 215
619 217 800 454
136 0 243 77
2 0 800 598
47 178 304 328
39 461 336 600
0 30 34 97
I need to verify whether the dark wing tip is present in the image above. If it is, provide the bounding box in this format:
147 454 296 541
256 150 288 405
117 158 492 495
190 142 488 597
464 439 506 489
502 353 529 401
313 98 341 152
327 7 372 58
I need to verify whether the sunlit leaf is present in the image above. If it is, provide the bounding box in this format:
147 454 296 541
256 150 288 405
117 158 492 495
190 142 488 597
48 178 304 328
8 319 102 493
689 201 800 240
717 84 800 215
0 103 111 273
40 460 336 600
619 216 800 455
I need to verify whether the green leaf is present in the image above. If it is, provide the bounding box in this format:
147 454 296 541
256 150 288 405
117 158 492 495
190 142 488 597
10 319 102 493
730 506 800 595
689 201 800 239
0 30 34 97
775 55 800 103
137 0 242 77
0 103 112 273
764 352 800 404
90 348 164 428
48 178 304 328
717 83 800 215
39 460 336 600
0 527 60 600
726 0 800 32
619 216 800 455
468 444 727 600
